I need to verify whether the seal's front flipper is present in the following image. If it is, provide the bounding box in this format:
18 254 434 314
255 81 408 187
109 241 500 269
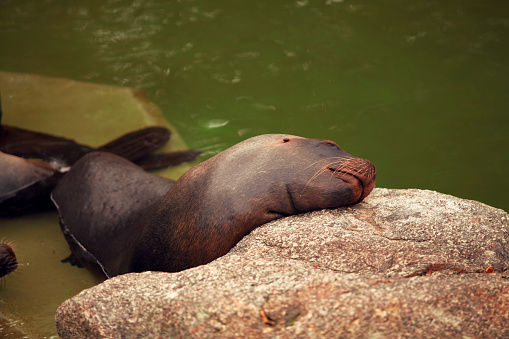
60 253 83 268
51 152 174 280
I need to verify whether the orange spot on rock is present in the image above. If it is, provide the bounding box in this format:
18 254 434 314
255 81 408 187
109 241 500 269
260 309 276 326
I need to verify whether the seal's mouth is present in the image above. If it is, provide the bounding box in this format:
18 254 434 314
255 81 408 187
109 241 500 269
327 159 376 204
328 167 366 204
328 168 361 182
328 167 364 189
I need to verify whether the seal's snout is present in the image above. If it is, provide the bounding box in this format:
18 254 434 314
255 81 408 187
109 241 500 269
328 157 376 203
341 158 376 180
342 157 377 202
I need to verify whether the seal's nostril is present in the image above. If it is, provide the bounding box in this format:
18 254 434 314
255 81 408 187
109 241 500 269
283 138 290 143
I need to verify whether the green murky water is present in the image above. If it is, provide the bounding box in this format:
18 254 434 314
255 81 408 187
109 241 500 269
0 0 508 336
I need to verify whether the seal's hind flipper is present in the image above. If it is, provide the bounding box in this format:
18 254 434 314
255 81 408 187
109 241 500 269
96 126 170 162
135 149 202 170
97 126 201 170
0 125 92 165
1 123 172 168
51 152 174 279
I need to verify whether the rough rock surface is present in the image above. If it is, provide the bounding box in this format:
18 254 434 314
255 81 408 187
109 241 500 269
55 188 509 338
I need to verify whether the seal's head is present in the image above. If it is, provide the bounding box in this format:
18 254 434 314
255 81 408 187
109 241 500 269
184 134 376 222
0 242 18 278
263 134 376 212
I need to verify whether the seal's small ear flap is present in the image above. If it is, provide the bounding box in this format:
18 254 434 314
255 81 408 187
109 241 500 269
51 152 174 279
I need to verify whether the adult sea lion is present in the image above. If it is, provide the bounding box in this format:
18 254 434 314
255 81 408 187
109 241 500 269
52 134 376 280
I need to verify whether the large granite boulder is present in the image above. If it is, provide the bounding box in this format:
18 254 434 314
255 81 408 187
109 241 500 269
55 188 509 338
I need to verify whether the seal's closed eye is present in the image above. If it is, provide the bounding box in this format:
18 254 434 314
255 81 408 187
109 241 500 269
320 140 339 148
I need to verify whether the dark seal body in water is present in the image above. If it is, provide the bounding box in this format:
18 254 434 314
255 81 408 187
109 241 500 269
0 94 200 215
52 134 376 280
0 126 200 216
0 107 200 215
0 151 61 215
0 242 17 278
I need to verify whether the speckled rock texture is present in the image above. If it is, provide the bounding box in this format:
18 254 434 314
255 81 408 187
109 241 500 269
55 188 509 338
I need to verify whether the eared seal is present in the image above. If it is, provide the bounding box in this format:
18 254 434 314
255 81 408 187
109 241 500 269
0 127 200 216
52 134 376 280
0 99 200 215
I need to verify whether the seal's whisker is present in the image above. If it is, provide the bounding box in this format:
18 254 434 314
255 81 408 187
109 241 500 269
300 164 335 194
326 164 349 183
337 159 377 179
0 238 15 248
306 165 330 185
300 157 348 192
301 157 344 172
302 159 355 193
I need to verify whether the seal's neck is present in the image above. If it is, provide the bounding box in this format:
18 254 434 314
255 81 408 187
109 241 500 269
131 164 281 274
